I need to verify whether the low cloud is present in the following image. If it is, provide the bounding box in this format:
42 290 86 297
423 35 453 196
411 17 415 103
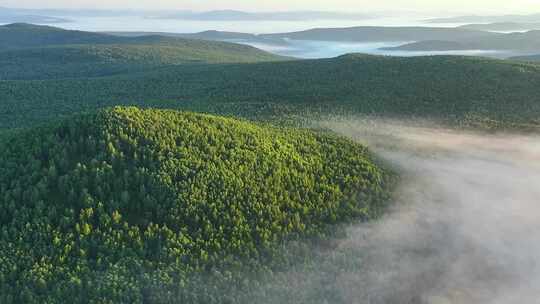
232 119 540 303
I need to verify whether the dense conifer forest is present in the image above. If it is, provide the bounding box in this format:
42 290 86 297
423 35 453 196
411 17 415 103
1 24 538 131
0 23 287 80
1 21 539 303
0 107 390 303
1 54 540 130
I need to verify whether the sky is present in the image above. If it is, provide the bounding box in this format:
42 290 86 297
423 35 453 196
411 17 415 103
2 0 540 14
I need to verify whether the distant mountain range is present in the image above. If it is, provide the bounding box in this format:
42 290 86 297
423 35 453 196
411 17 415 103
383 30 540 52
0 7 372 21
426 13 540 24
458 22 540 32
5 21 540 62
380 40 468 51
258 26 498 42
0 23 122 49
0 7 147 18
105 30 292 47
108 25 540 56
107 30 260 42
110 26 499 45
0 14 70 24
150 10 372 21
0 25 539 130
0 23 287 80
0 7 71 23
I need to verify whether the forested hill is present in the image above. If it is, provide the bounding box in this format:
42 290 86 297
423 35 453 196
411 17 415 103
379 40 468 51
259 26 499 42
426 13 540 24
2 54 539 130
105 26 501 47
0 41 288 80
458 22 540 32
0 23 286 54
385 30 540 52
0 23 123 49
0 24 288 80
0 22 288 80
107 30 260 41
0 107 389 303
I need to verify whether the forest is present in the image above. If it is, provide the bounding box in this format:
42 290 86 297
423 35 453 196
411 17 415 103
0 42 287 80
1 21 539 303
0 107 391 303
0 23 286 80
1 54 540 130
1 24 539 132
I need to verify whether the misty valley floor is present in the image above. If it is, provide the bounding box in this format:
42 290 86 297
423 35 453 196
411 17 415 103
240 123 540 304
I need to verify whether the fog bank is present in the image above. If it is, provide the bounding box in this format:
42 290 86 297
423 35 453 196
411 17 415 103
238 120 540 303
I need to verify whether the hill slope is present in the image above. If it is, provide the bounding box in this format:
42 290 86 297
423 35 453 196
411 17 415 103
0 107 389 303
0 39 288 80
385 30 540 52
380 40 469 51
0 23 122 49
458 22 540 32
260 26 499 42
0 24 288 80
426 13 540 24
2 55 539 129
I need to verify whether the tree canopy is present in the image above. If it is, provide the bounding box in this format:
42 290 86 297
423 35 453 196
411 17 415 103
1 55 539 130
0 107 390 303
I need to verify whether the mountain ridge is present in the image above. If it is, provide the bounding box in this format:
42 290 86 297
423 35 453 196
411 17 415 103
0 23 289 79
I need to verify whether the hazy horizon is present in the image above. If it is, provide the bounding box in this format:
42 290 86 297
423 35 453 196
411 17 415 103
2 0 540 15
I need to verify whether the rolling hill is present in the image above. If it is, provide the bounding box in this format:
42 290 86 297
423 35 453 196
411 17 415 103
426 13 540 24
0 14 70 24
106 30 291 47
0 7 71 24
379 40 469 51
0 39 288 80
0 24 288 79
458 22 540 32
383 30 540 52
259 26 499 42
108 26 500 49
0 23 123 49
151 10 371 21
0 12 539 304
1 54 539 130
0 106 390 303
107 26 540 56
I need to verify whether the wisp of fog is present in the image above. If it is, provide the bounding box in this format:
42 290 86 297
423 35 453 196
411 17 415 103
233 118 540 304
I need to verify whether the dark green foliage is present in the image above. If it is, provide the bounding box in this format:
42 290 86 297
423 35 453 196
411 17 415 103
0 35 287 80
380 40 469 51
259 26 498 42
386 30 540 52
2 54 540 129
0 23 121 49
0 107 389 303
